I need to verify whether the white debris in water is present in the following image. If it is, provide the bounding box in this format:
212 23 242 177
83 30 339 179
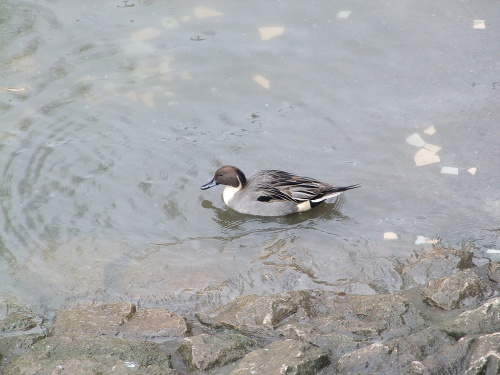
338 11 352 19
415 236 427 245
423 143 441 153
441 166 459 175
414 148 440 166
258 27 285 40
124 361 138 368
194 6 223 18
406 133 426 147
253 75 270 89
473 20 485 29
423 125 436 135
486 249 500 254
467 167 477 175
384 232 398 240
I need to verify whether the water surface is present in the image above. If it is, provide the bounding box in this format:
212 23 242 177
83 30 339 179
1 0 499 314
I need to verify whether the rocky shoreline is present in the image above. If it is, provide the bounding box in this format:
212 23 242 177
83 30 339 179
1 247 498 375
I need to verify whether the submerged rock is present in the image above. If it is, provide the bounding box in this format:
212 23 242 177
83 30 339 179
230 339 329 375
439 297 500 339
177 333 258 371
401 247 475 288
422 269 493 310
3 334 178 375
49 302 189 341
336 327 455 375
0 302 46 372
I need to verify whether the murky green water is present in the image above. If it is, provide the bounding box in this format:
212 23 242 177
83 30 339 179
1 0 498 314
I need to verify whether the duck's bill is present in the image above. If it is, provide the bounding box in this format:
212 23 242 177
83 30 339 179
201 179 218 190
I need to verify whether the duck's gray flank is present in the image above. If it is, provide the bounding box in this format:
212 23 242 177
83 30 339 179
201 165 360 217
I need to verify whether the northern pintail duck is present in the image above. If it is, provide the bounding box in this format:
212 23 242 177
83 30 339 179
201 165 360 216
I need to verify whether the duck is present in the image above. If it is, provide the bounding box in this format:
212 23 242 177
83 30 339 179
201 165 360 216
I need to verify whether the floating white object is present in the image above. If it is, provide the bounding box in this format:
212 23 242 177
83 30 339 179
406 133 426 147
384 232 398 240
486 249 500 254
258 27 285 40
414 148 440 167
467 167 477 175
338 11 351 19
415 236 427 245
441 166 459 175
423 143 441 154
130 27 161 41
253 75 270 89
423 125 436 135
473 20 485 29
195 6 223 18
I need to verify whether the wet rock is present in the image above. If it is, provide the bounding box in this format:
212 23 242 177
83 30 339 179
3 334 178 375
336 327 455 375
230 339 329 375
401 247 475 288
177 333 258 371
487 261 500 283
196 291 309 334
198 290 425 366
407 333 500 375
407 335 477 375
49 302 189 341
48 302 135 336
439 297 500 339
464 332 500 375
422 269 493 310
0 304 46 371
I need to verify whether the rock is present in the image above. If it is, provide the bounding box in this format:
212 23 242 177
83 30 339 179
196 291 309 334
3 334 178 375
0 304 46 371
230 339 329 375
118 308 189 340
487 262 500 283
439 297 500 339
401 247 475 288
177 333 258 371
407 335 477 375
422 269 493 310
464 332 500 375
336 327 455 375
407 333 500 375
49 302 189 341
48 302 136 336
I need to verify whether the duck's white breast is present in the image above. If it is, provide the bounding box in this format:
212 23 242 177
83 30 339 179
222 185 240 205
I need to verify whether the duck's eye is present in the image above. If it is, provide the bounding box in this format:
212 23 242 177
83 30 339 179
219 173 223 177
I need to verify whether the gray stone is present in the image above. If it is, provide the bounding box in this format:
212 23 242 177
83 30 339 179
439 297 500 339
196 291 310 334
401 247 475 288
407 335 477 375
49 302 189 341
487 262 500 284
0 304 46 371
230 339 329 375
336 327 455 375
464 332 500 375
422 269 493 310
178 333 258 371
407 333 500 375
3 334 178 375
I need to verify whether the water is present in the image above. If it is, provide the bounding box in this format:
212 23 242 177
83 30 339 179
1 0 499 315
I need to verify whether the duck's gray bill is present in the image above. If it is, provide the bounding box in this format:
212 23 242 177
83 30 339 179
201 179 218 190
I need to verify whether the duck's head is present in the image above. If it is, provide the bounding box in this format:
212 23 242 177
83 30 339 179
201 165 247 190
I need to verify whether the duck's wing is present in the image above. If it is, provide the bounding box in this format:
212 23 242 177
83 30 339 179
251 170 336 203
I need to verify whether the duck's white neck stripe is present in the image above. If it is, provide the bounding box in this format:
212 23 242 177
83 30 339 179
223 185 241 204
